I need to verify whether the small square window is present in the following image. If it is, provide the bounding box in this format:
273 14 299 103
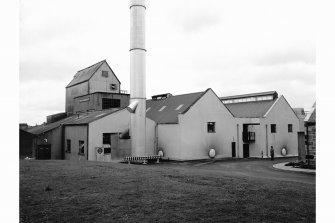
271 124 276 133
79 140 85 155
110 84 117 90
207 122 216 133
288 124 293 133
102 71 108 77
66 139 71 153
104 147 111 154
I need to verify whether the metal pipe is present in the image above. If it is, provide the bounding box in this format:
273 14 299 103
130 0 146 156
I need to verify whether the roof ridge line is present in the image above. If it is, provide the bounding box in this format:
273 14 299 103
76 59 106 73
147 91 204 101
220 90 277 99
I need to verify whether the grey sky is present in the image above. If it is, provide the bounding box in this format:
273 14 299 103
20 0 315 125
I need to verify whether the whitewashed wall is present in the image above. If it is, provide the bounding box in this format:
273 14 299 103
88 109 130 161
262 96 299 157
157 124 181 160
145 118 156 156
162 89 236 160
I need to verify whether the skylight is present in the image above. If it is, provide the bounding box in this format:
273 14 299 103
95 113 105 118
159 106 166 112
175 104 184 110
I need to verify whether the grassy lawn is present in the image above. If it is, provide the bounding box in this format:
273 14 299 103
20 160 315 222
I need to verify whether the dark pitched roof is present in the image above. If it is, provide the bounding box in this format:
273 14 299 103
64 109 122 125
26 109 122 135
220 91 277 100
66 60 107 88
26 116 74 135
224 100 276 118
146 90 206 124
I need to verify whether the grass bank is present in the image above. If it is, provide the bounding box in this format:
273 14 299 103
20 160 315 222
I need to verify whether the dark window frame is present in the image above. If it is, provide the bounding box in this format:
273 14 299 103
288 124 293 133
104 147 111 154
102 98 121 109
66 139 71 153
78 140 85 155
102 70 108 77
110 83 117 91
207 122 216 133
271 124 276 133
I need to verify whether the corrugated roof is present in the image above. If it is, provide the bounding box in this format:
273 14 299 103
66 60 106 88
146 91 206 124
66 109 122 125
220 91 277 100
26 109 122 135
225 100 276 118
26 116 74 135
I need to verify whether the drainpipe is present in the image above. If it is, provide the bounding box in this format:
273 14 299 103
265 124 269 157
236 124 239 158
87 124 89 160
154 123 158 155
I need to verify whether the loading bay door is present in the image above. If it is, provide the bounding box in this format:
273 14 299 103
37 145 51 160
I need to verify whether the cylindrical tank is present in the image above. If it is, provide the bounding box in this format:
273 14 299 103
130 0 146 156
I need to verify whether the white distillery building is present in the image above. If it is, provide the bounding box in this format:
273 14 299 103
63 88 237 161
221 91 300 158
62 89 300 161
145 88 236 161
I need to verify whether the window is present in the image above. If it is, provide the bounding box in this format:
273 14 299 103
102 70 108 77
288 124 293 133
78 140 85 155
207 122 216 133
103 133 111 145
175 104 184 110
66 139 71 153
110 84 117 90
102 98 121 109
104 147 111 154
271 124 276 133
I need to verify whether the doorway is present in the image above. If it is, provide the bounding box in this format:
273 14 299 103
231 142 236 157
37 144 51 160
243 144 249 158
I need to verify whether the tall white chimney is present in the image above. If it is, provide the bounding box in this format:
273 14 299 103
129 0 146 156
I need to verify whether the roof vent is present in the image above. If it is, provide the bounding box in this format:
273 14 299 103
151 93 173 100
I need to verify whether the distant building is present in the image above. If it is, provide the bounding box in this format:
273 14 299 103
305 102 316 161
46 112 67 124
293 108 306 132
19 123 29 130
65 60 129 116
